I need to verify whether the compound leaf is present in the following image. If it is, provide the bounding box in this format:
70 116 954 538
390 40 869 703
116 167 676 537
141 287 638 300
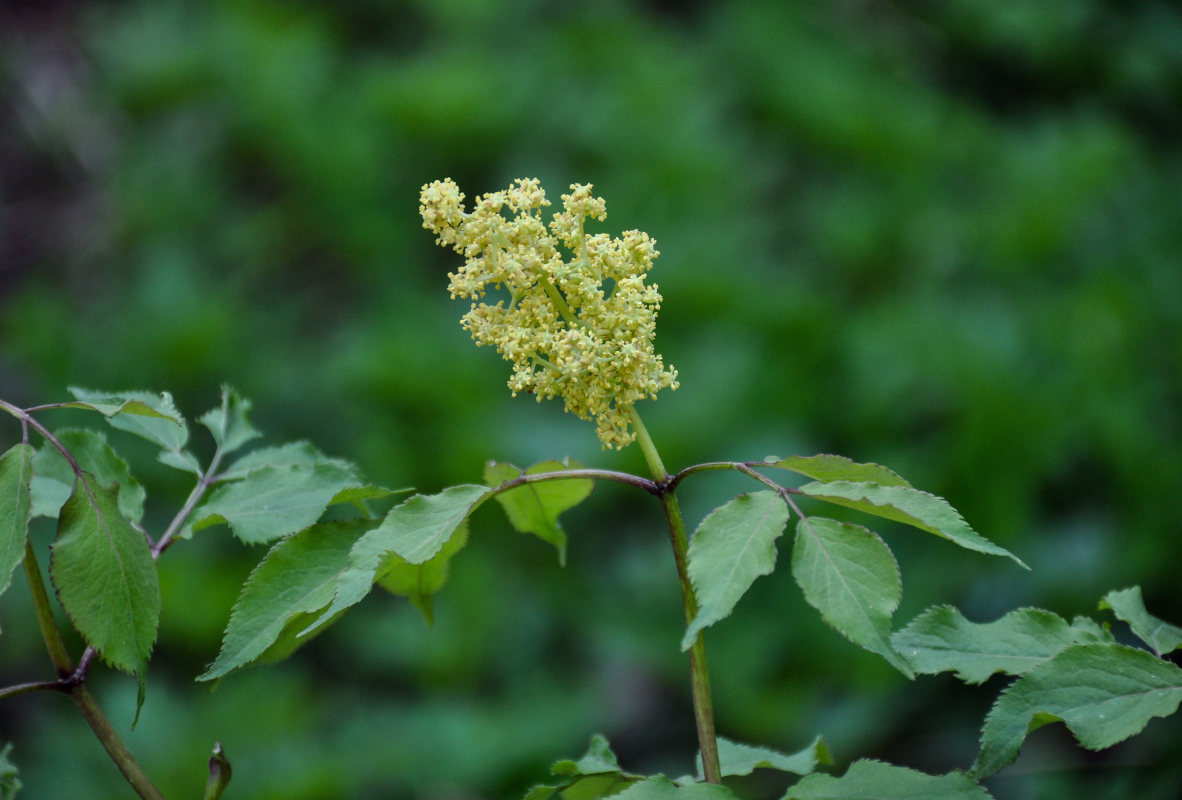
766 454 912 487
786 759 993 799
792 517 911 677
198 519 370 681
1099 586 1182 656
798 481 1025 568
484 459 593 565
31 430 145 522
67 388 187 453
199 385 261 456
0 444 34 599
50 475 160 673
892 606 1106 684
682 491 788 650
971 643 1182 778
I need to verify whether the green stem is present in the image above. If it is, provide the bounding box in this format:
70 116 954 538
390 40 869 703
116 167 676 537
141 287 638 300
629 408 722 784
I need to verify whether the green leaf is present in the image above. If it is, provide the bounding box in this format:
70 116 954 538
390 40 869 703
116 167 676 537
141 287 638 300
190 462 360 544
56 394 180 423
612 776 736 799
0 742 21 800
705 736 830 779
791 517 911 677
31 430 145 522
798 481 1026 568
892 606 1107 684
50 475 160 673
0 444 34 599
766 454 912 487
67 388 187 453
552 734 625 776
528 735 645 800
198 520 371 681
786 759 993 799
376 520 470 624
485 459 594 565
217 441 355 481
971 643 1182 779
1099 586 1182 656
204 742 231 800
199 385 262 456
304 485 491 633
682 491 789 650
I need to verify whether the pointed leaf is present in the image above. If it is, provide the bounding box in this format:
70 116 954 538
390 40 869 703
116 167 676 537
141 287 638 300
56 395 179 422
703 736 829 779
485 459 593 565
552 734 625 776
67 388 187 452
766 454 912 487
31 430 145 522
892 606 1107 684
217 441 354 481
198 520 372 681
199 386 262 456
305 485 491 633
786 759 993 799
971 643 1182 778
376 520 470 624
50 475 160 672
682 491 788 649
190 462 360 544
158 449 202 475
0 742 21 800
798 481 1026 567
0 444 34 598
792 517 911 676
1099 586 1182 656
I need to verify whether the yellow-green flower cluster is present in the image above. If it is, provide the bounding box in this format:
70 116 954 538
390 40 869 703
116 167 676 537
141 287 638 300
420 177 678 448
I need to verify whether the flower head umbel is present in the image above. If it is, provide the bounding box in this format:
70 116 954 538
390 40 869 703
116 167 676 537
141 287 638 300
420 177 678 448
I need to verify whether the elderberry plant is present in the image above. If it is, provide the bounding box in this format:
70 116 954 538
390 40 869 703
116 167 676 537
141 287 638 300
1 179 1180 799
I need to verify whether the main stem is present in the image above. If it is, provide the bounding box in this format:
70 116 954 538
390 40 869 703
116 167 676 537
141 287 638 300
629 408 722 784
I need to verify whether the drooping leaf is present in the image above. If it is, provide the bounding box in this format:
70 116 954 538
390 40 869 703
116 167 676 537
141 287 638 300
376 520 470 624
199 386 262 456
67 388 187 453
198 519 371 681
791 517 911 677
766 454 912 487
798 481 1026 568
971 643 1182 779
1099 586 1182 657
892 605 1108 684
682 491 788 650
30 430 145 522
484 459 593 565
703 736 830 779
50 475 160 673
190 462 360 544
303 485 491 634
0 444 34 599
612 776 736 799
786 759 993 799
0 742 21 800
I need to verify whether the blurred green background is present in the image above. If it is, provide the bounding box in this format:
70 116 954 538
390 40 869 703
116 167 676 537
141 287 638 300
2 1 1181 798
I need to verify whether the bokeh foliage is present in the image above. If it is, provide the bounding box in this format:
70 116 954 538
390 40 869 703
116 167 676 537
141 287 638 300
2 1 1180 797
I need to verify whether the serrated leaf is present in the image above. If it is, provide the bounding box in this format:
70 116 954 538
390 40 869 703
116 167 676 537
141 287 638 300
798 481 1026 568
67 388 187 452
1069 615 1115 643
0 742 21 800
766 454 912 487
701 736 829 779
190 462 360 544
792 517 911 677
612 776 736 799
30 430 145 522
330 484 411 512
892 606 1106 684
375 520 470 624
552 734 625 776
158 449 202 475
217 441 354 481
485 459 593 565
1099 586 1182 656
199 386 262 456
682 491 788 650
0 444 34 600
786 759 993 799
56 396 178 422
303 485 491 634
198 520 372 681
971 643 1182 779
50 475 160 673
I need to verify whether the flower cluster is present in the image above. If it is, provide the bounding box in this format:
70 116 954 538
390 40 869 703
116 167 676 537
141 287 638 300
420 177 678 448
